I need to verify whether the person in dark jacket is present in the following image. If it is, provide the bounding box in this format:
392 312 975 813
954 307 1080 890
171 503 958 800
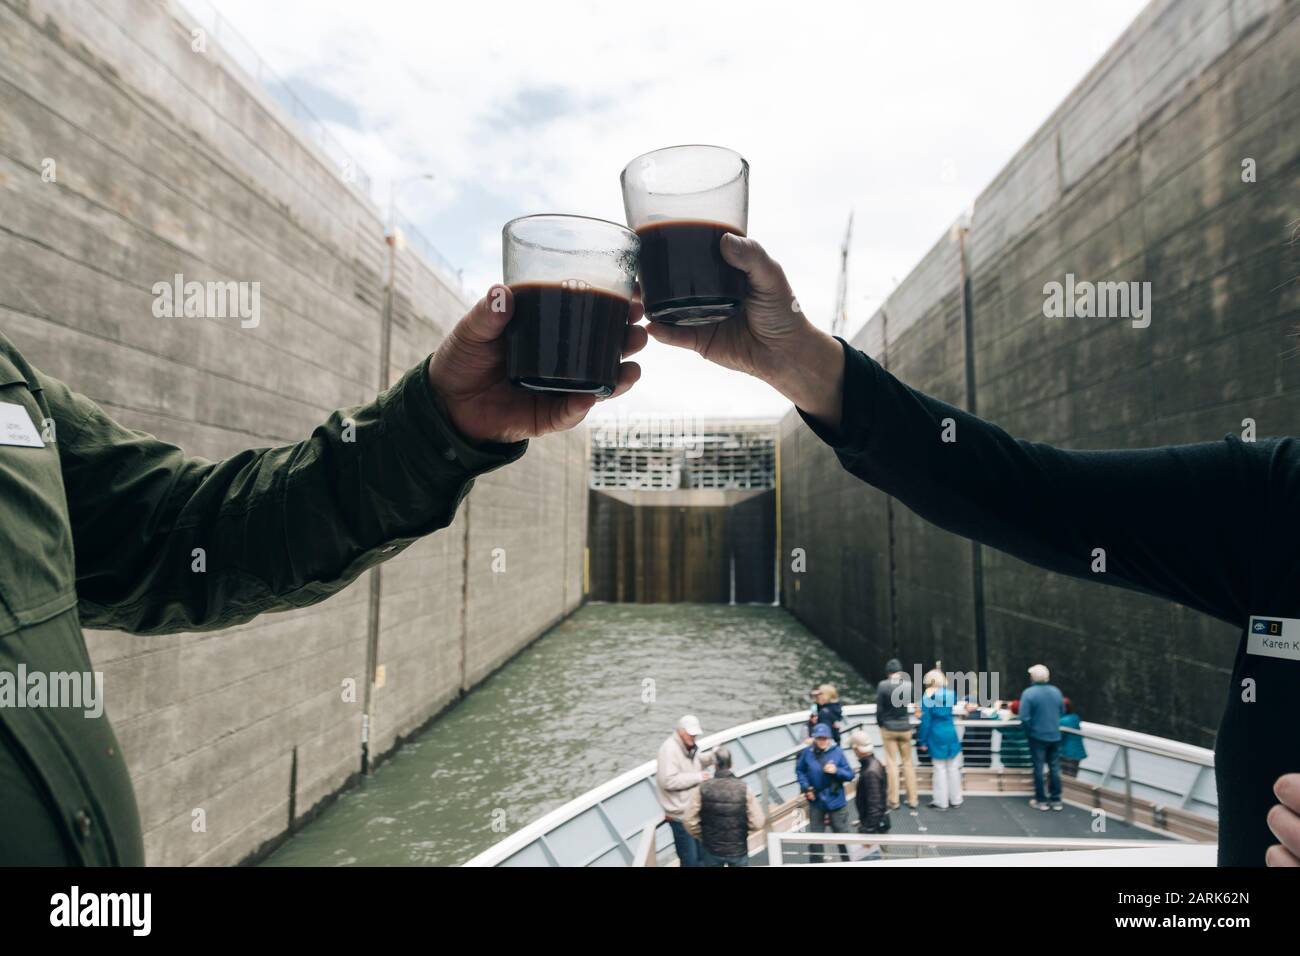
807 683 845 744
683 747 765 866
1059 697 1088 777
875 659 918 809
0 288 646 865
850 732 889 834
647 232 1300 867
1021 664 1066 810
796 723 856 863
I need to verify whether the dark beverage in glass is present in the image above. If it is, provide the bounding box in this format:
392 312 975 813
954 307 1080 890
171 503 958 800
501 214 640 398
633 219 747 325
507 281 630 396
621 145 749 326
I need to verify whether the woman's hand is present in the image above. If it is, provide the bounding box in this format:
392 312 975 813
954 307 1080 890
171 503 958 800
1266 773 1300 865
645 234 845 430
428 284 646 444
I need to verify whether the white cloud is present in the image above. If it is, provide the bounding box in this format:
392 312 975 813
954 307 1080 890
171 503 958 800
207 0 1147 417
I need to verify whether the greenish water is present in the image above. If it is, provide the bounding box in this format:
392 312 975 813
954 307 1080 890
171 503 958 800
263 603 871 867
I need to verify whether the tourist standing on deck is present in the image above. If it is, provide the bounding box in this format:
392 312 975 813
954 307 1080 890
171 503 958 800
796 723 855 862
875 659 919 810
851 732 890 834
1020 665 1066 811
656 715 712 867
1000 700 1033 769
683 747 765 867
807 684 845 744
1059 697 1088 778
917 670 964 810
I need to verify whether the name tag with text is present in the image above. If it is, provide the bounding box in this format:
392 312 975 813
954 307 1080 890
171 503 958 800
0 402 44 447
1247 616 1300 662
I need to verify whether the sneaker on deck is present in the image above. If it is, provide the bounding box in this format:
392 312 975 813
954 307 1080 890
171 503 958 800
1051 801 1064 811
1028 799 1051 811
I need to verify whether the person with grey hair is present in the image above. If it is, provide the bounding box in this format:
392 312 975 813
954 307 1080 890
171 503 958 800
1019 664 1066 811
683 746 765 867
850 731 889 834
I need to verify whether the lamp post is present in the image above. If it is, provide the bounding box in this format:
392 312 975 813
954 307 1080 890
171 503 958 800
380 173 436 390
363 172 435 775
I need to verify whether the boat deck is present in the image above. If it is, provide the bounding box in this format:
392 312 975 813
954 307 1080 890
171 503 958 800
467 705 1216 867
753 791 1174 865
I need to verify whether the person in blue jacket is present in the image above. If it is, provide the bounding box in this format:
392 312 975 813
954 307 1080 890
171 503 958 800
1059 696 1088 778
796 723 856 863
917 670 964 810
1019 664 1066 811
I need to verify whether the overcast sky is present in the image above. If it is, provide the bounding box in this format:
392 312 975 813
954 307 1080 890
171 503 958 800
205 0 1149 419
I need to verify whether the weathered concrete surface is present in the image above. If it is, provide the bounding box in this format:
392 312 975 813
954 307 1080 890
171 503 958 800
0 0 585 864
780 0 1299 747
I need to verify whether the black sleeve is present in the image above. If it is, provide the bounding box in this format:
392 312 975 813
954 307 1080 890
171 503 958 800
798 340 1283 628
51 357 525 634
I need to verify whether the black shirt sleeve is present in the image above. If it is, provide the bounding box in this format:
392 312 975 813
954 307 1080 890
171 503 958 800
797 339 1287 628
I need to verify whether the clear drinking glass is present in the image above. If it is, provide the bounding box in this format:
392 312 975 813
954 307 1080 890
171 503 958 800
620 145 749 325
503 214 640 397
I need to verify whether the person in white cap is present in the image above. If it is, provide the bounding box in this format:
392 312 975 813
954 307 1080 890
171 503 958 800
850 731 889 834
656 715 712 867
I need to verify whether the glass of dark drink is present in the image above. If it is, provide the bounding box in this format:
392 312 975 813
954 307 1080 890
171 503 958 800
620 145 749 326
503 214 639 397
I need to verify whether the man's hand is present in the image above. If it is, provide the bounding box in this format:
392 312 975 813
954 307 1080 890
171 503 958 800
645 234 845 430
428 284 646 444
1266 773 1300 866
823 761 838 775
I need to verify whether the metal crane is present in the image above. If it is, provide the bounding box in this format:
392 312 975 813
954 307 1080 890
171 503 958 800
831 212 853 337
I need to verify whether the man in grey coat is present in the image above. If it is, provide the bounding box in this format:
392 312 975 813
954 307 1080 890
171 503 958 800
875 659 918 810
655 714 712 866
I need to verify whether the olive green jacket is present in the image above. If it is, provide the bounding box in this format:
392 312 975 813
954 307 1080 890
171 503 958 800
0 332 524 865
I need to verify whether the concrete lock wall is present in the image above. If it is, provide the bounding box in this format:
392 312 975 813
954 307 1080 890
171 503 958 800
0 0 586 864
780 0 1300 748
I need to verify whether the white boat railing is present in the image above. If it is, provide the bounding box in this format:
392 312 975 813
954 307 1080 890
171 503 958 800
464 704 1217 867
766 832 1218 866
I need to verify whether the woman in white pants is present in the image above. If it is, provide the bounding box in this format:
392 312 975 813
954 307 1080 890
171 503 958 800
917 670 964 810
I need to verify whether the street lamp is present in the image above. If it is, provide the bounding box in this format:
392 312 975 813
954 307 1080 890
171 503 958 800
381 172 436 390
364 171 436 777
387 172 435 238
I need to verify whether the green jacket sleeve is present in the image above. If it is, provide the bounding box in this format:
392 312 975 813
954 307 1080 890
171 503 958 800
42 357 526 634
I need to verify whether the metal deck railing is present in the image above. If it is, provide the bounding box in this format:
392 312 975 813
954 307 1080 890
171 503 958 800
766 832 1184 866
465 704 1217 867
172 0 464 295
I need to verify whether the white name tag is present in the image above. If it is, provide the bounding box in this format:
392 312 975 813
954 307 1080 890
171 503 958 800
1247 616 1300 662
0 402 44 447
